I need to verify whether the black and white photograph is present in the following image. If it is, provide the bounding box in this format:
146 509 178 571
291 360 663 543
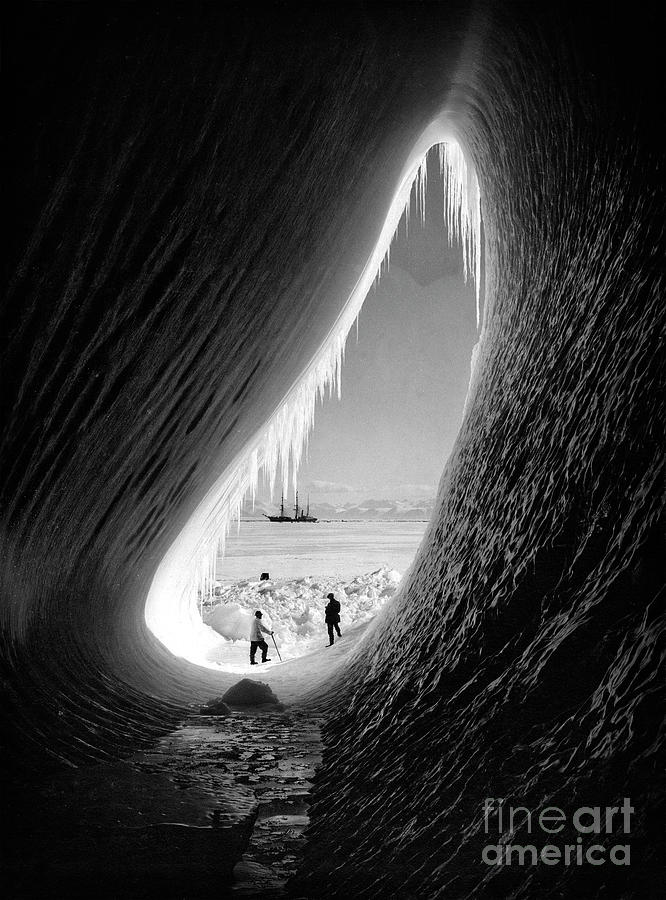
2 2 664 897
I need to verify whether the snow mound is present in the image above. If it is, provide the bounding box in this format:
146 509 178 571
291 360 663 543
206 603 272 642
222 679 282 708
202 566 402 657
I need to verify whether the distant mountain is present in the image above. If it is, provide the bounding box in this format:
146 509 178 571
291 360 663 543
240 497 435 521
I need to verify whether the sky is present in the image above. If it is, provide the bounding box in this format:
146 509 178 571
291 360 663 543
260 154 479 507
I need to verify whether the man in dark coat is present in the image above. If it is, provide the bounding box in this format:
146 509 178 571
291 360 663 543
325 592 342 646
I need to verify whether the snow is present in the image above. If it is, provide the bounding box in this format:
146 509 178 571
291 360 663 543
201 566 402 668
205 602 256 643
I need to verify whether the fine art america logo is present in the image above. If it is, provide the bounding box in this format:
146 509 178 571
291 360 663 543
482 798 633 866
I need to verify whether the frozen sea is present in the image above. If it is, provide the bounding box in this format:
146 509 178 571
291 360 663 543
216 520 429 583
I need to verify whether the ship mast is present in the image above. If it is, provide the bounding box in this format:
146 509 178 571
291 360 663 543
294 491 299 520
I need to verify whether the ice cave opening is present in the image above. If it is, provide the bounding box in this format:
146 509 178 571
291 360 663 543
5 5 662 896
144 126 485 681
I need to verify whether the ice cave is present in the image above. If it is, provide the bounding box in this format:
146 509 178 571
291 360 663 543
2 2 663 898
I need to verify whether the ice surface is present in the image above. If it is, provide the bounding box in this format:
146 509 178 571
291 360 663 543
216 520 428 583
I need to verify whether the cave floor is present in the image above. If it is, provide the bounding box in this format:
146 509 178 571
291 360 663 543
137 709 324 897
7 709 323 899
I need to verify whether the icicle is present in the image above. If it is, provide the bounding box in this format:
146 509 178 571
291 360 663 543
439 142 482 325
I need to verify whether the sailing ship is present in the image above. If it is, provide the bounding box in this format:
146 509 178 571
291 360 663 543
294 492 318 523
263 491 317 523
263 493 293 522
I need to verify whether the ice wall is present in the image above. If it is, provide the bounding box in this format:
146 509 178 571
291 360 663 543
294 6 665 898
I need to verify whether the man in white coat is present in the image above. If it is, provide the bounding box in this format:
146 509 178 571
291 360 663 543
250 610 273 664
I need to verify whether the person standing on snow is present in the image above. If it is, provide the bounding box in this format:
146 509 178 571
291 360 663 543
250 610 273 664
325 592 342 646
